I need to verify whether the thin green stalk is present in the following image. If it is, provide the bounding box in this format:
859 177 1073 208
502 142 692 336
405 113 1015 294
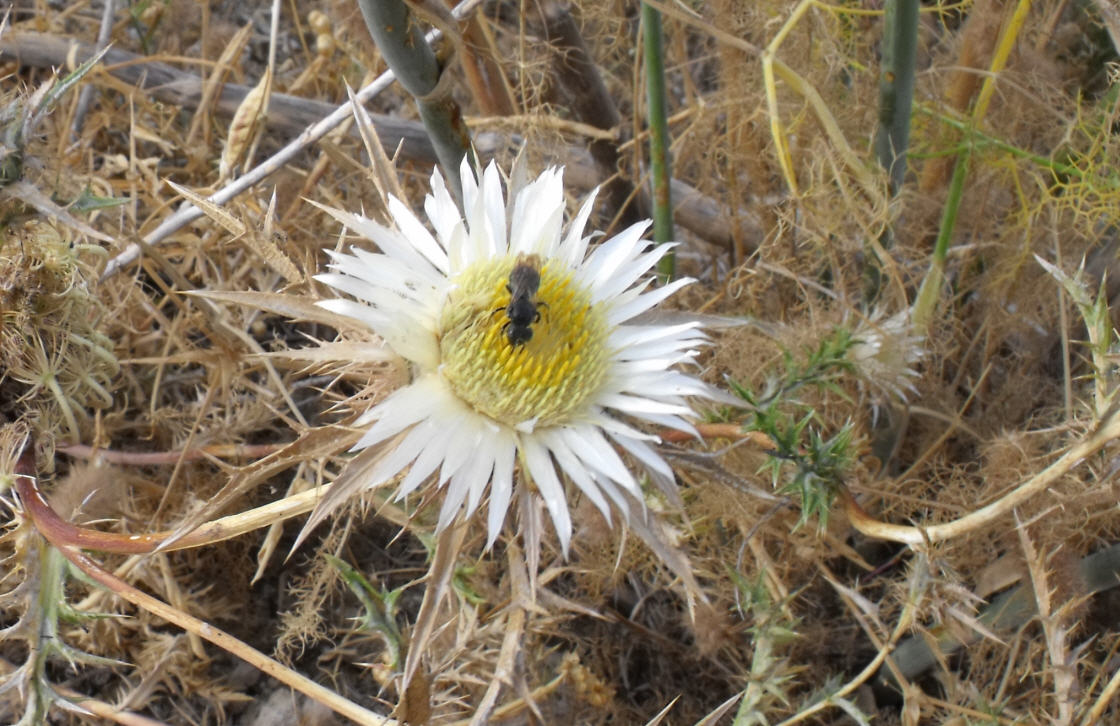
912 145 970 335
917 105 1096 182
873 0 919 197
355 0 472 203
642 2 674 279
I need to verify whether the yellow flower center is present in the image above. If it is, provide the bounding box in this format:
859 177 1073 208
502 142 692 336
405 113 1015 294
438 255 610 428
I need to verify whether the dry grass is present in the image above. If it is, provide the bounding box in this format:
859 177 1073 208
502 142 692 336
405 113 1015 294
2 0 1120 724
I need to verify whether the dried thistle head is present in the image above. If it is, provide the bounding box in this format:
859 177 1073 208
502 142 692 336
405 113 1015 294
848 308 924 403
0 220 117 438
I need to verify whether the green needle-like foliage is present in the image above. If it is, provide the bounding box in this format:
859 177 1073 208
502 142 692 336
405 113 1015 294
729 328 858 529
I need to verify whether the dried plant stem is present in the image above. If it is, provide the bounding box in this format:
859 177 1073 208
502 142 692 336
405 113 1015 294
15 459 407 555
13 451 397 726
449 672 568 726
400 520 469 694
541 2 647 232
2 32 750 252
641 2 674 278
675 413 1120 551
70 0 113 136
457 11 516 116
880 542 1120 687
1082 653 1120 725
846 407 1120 545
768 55 879 199
1016 517 1075 725
971 0 1033 125
64 548 395 725
100 0 485 281
467 541 530 725
57 441 285 465
57 688 171 726
758 0 882 198
658 419 757 441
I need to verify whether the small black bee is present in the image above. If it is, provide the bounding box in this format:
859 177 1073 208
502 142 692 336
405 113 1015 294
502 254 543 346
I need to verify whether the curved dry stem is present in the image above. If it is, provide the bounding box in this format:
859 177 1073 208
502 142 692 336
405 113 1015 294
760 0 883 199
16 470 409 555
13 455 399 726
846 407 1120 545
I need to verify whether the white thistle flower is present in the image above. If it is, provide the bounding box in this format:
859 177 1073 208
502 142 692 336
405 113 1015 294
312 158 708 554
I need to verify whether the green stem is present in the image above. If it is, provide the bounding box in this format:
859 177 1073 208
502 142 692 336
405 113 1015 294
917 105 1095 182
912 145 970 334
642 2 674 280
873 0 919 198
866 0 918 301
355 0 472 203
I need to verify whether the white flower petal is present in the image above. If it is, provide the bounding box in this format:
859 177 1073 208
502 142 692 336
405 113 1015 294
459 155 480 216
397 420 453 497
486 430 517 548
387 196 450 274
608 277 693 325
435 414 478 485
425 167 460 251
438 436 492 531
598 392 696 418
608 321 704 349
521 435 572 554
556 186 598 268
623 410 699 437
609 433 675 494
316 299 440 369
365 418 439 485
352 375 448 445
480 162 507 256
510 168 564 255
539 429 612 524
325 248 441 296
576 221 651 291
313 202 440 278
464 429 500 517
558 425 639 496
591 245 673 304
315 273 427 319
589 411 661 442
